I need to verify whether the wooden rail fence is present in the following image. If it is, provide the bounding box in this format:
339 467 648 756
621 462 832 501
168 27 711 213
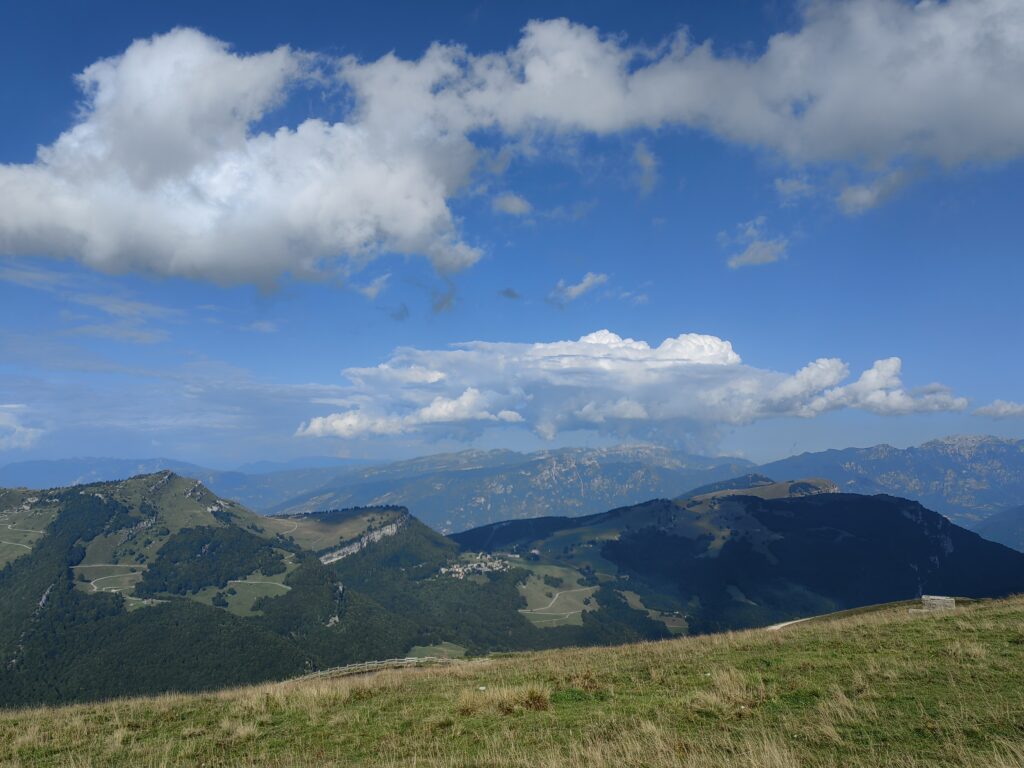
290 656 465 683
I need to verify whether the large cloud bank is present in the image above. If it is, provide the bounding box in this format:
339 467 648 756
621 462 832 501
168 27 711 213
297 330 967 442
1 1 1022 283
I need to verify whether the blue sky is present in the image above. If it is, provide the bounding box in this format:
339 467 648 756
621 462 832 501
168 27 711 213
0 0 1022 468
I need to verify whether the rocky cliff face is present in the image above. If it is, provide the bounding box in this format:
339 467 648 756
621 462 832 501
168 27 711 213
319 515 408 564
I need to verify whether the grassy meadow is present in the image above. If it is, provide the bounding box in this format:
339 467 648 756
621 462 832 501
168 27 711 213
2 596 1024 767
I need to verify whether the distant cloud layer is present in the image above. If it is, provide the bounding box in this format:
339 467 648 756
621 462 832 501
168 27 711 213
0 0 1021 284
297 329 968 443
0 405 43 451
976 400 1024 419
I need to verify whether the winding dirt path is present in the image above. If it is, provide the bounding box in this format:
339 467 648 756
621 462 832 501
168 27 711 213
90 573 142 592
530 611 583 625
71 563 142 569
227 579 292 591
766 617 813 632
520 587 592 613
7 523 45 534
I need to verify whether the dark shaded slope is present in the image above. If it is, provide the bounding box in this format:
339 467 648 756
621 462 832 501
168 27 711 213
453 485 1024 637
603 493 1024 633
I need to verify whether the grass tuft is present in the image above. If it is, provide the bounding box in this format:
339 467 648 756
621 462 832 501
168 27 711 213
457 684 551 716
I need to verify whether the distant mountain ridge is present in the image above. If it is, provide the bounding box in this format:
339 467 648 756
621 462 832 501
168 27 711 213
760 435 1024 524
266 445 754 532
4 434 1023 531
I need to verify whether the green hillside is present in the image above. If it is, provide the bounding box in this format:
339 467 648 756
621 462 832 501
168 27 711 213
0 474 668 706
452 479 1024 633
3 596 1024 767
4 472 1024 710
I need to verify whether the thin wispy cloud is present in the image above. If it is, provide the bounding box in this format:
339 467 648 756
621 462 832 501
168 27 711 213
633 141 658 196
722 217 789 269
65 323 169 344
548 272 609 305
976 400 1024 419
619 290 649 306
0 262 177 343
0 404 43 451
837 171 908 215
492 193 532 216
356 273 391 300
774 176 815 206
545 201 597 223
243 321 279 334
70 294 177 321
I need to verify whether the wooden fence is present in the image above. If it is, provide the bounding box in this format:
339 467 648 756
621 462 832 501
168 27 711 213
289 656 465 683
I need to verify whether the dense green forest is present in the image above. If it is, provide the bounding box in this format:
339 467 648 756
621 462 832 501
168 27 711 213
137 525 285 596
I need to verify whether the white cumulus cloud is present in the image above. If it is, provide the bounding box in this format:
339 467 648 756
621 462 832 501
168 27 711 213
296 329 967 442
1 2 1022 283
0 28 481 285
299 387 523 438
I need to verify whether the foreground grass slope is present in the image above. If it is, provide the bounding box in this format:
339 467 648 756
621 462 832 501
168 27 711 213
3 597 1024 767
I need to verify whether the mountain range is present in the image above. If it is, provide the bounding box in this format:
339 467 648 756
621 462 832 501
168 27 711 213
0 447 754 533
760 435 1024 525
264 446 755 531
2 470 1023 706
5 435 1023 534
